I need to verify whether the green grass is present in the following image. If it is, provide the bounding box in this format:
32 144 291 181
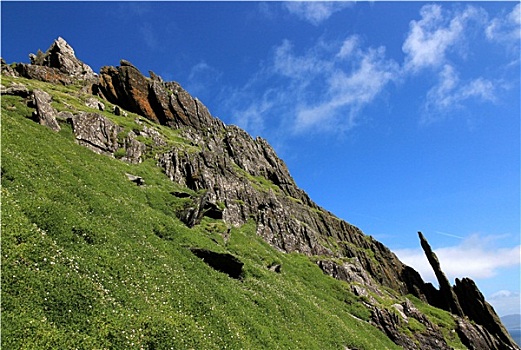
2 84 402 349
407 295 467 349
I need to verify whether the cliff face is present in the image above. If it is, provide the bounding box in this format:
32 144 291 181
2 38 518 350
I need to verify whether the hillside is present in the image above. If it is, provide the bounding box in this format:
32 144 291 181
2 37 518 349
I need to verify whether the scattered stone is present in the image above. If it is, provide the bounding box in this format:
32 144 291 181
268 263 282 273
85 97 105 111
125 173 145 186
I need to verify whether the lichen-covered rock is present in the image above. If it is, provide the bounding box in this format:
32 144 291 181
121 132 146 164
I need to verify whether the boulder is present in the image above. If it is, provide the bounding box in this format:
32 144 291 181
125 173 145 186
70 112 122 154
31 89 60 132
0 82 30 97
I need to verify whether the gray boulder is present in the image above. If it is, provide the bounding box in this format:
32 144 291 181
31 89 60 132
70 112 122 154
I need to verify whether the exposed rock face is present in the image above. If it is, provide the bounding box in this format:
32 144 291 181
1 58 18 77
30 89 60 132
454 277 516 349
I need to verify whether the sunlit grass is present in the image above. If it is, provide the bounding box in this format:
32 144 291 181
1 84 401 349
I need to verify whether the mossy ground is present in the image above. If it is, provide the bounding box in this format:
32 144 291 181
1 81 401 349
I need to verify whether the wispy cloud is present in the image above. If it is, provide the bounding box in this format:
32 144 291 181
422 64 496 123
486 3 521 46
186 61 222 98
402 4 485 72
394 234 521 284
294 45 399 132
284 2 352 26
225 3 516 137
140 22 159 50
227 35 399 135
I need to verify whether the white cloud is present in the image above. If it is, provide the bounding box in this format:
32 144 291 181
295 46 399 132
228 4 515 137
273 39 332 80
284 2 352 26
336 35 359 59
403 5 485 72
226 36 399 135
422 64 497 123
486 4 521 45
394 234 521 285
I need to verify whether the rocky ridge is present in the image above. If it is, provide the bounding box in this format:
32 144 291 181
2 38 518 350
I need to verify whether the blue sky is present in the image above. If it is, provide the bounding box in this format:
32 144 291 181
2 1 520 317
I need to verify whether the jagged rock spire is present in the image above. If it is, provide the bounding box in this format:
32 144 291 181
418 231 464 316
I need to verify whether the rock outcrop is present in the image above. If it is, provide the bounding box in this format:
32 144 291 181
28 37 96 80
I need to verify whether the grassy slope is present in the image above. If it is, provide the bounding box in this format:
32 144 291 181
1 81 402 349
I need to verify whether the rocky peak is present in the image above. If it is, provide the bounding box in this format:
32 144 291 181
29 37 96 79
10 37 96 85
